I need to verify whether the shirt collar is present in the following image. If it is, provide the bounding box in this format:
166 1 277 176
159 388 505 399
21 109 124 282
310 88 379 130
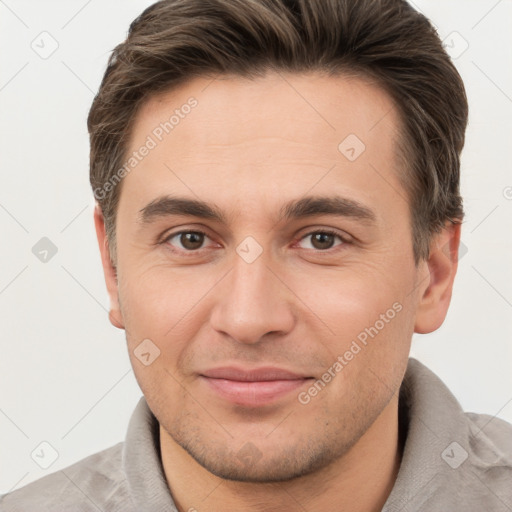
122 396 177 511
383 358 469 511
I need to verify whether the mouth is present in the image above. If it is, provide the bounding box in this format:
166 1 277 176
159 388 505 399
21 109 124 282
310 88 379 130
199 366 314 407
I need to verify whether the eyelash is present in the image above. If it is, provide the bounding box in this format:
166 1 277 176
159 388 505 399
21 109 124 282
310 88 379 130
161 228 350 255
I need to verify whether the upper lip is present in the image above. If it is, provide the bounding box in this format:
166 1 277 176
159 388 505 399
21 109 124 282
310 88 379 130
200 366 310 382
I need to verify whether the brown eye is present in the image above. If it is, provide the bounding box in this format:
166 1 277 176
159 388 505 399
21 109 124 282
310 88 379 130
167 231 207 250
311 232 336 250
180 232 204 250
298 231 344 251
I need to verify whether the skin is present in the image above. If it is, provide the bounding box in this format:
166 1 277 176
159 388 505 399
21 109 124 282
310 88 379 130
95 71 460 512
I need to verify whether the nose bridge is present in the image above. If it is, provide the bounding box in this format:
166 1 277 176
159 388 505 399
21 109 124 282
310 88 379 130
210 251 295 344
231 255 271 309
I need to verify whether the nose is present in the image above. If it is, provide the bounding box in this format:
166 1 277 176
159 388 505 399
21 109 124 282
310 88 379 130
210 254 296 345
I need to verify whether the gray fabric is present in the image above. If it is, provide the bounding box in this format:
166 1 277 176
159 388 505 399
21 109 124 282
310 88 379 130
383 360 512 511
1 358 511 511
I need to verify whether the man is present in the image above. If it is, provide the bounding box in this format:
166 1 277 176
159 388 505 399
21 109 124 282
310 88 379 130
2 0 511 510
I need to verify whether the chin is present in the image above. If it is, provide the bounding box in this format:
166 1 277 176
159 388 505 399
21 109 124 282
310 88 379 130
173 428 353 483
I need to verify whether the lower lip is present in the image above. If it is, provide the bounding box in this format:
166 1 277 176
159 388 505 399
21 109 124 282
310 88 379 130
200 376 311 407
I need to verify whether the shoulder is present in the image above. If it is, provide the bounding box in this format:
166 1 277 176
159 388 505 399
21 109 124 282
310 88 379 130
424 411 512 511
0 442 134 512
390 360 512 511
465 411 512 482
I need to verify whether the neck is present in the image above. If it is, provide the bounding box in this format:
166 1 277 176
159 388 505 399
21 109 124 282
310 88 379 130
160 396 402 512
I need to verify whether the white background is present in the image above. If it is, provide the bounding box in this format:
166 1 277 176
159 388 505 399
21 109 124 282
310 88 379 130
0 0 511 493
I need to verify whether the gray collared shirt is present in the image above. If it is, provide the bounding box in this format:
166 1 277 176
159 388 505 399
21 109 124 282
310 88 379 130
2 358 511 511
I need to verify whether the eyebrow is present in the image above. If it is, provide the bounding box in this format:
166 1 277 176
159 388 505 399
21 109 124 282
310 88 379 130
279 196 376 224
138 195 377 225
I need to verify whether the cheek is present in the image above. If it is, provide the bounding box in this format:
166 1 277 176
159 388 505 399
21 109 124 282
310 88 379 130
295 273 414 419
121 265 193 327
286 259 417 396
117 268 203 411
292 261 411 336
117 265 219 363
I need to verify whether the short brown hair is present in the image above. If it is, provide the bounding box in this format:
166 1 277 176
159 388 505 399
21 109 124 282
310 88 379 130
88 0 468 264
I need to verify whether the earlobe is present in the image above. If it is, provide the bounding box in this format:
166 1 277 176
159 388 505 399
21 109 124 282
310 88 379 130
109 309 124 329
413 221 461 334
93 204 125 330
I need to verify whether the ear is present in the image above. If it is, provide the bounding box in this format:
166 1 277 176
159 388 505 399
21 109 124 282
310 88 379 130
94 204 124 330
414 221 461 334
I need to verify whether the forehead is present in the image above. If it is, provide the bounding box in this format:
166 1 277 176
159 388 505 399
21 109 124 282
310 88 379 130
134 71 400 148
121 71 405 222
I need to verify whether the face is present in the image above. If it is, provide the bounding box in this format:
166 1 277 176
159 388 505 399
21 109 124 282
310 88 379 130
96 71 456 482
